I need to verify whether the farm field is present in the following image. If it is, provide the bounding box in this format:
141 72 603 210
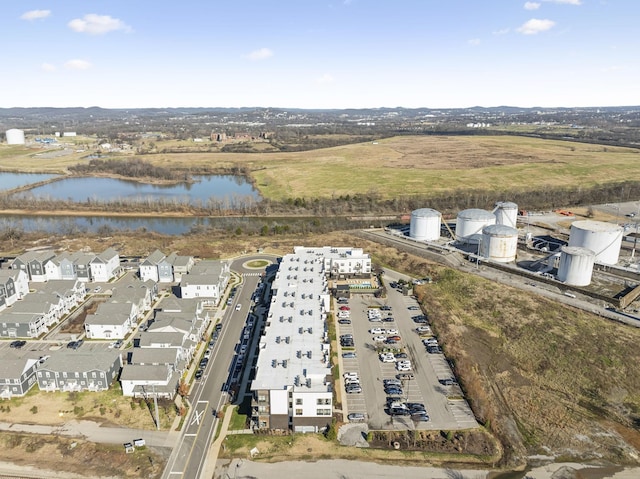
1 135 639 201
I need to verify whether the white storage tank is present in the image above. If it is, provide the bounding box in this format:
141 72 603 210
557 246 595 286
494 201 518 228
409 208 441 241
479 224 519 263
456 208 496 244
6 129 25 145
568 220 623 265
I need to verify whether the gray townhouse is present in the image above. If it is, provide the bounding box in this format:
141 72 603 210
0 268 29 312
37 351 122 392
11 250 56 282
0 357 39 399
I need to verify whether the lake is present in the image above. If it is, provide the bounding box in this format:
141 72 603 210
9 175 260 205
0 172 59 190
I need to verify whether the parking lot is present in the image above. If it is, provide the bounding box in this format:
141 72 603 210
336 275 477 431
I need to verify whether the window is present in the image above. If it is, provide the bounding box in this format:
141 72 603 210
316 398 331 405
295 398 303 405
317 409 331 416
295 408 303 415
258 395 266 402
258 406 267 413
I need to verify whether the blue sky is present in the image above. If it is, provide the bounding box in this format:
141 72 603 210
2 1 638 109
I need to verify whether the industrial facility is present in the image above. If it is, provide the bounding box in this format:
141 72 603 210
5 129 25 145
387 200 639 313
455 209 496 244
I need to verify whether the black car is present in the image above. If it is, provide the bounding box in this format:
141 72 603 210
380 305 392 311
384 387 403 396
215 323 223 332
382 316 395 322
9 340 26 349
194 369 204 380
340 340 354 347
394 352 408 359
67 339 83 350
199 358 209 368
338 319 351 325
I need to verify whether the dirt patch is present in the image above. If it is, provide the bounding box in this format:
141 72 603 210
0 388 177 430
0 432 166 479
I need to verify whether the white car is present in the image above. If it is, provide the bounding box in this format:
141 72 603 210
379 353 395 363
235 304 242 311
343 372 359 380
373 336 386 342
416 326 432 334
385 328 399 335
369 328 384 335
338 311 350 318
396 363 412 372
368 316 382 322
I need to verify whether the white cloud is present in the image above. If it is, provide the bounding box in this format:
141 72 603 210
64 59 92 70
68 14 131 35
317 74 334 84
41 63 56 72
543 0 581 4
20 9 51 21
245 48 274 61
492 28 510 35
468 38 481 46
524 2 541 10
517 18 556 34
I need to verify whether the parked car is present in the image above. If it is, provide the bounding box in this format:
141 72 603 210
382 316 395 322
396 372 415 380
9 340 26 349
380 305 392 311
408 305 420 310
194 369 204 380
342 352 357 359
379 353 395 363
346 385 362 394
66 340 83 350
373 336 386 343
339 306 350 311
343 372 359 380
347 412 366 422
235 304 242 311
384 387 403 396
411 412 430 422
383 379 402 387
439 378 457 386
396 363 412 372
199 358 209 368
338 319 351 325
394 352 408 359
369 328 384 335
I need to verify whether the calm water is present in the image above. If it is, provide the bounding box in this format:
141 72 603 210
11 175 260 204
0 172 58 190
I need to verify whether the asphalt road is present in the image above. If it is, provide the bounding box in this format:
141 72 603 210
162 255 274 479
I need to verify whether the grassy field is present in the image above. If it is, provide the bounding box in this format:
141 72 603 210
415 268 640 465
2 135 639 201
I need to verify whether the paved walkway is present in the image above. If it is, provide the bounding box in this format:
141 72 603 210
203 404 236 479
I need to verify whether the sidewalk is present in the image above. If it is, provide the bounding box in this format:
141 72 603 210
202 404 236 479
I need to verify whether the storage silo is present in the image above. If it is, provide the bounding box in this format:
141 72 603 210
494 201 518 228
409 208 441 241
479 224 519 262
456 209 496 244
568 220 623 265
557 246 595 286
6 129 25 145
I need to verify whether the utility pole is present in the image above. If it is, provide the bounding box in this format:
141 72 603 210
152 384 160 430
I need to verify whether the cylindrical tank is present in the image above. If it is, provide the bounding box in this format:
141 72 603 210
409 208 441 241
6 129 25 145
557 246 595 286
568 220 623 265
479 225 519 262
494 201 518 228
456 209 496 244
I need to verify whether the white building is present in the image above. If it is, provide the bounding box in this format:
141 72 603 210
179 260 230 303
90 248 121 283
252 247 334 432
301 246 372 279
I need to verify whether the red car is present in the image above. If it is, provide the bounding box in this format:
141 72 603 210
339 306 350 311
